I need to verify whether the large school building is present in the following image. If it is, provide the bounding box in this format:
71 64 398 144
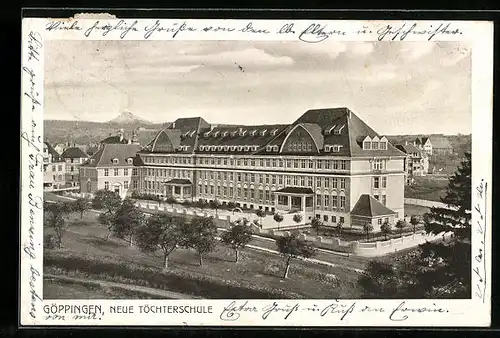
134 107 406 228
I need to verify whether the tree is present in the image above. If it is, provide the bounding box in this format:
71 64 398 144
358 261 404 298
410 215 421 234
112 198 145 246
210 199 221 216
275 233 316 278
337 220 344 237
292 213 303 226
220 218 254 262
135 213 185 270
196 199 208 209
273 213 284 231
44 202 73 249
311 218 323 236
99 210 116 240
73 197 91 219
255 209 266 227
227 201 236 210
395 219 407 237
182 216 218 266
363 222 374 241
380 220 392 241
92 189 121 213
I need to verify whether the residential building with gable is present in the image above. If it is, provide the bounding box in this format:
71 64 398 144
136 108 406 229
428 135 454 155
43 141 66 191
414 137 433 155
61 147 89 188
395 142 429 185
79 144 142 199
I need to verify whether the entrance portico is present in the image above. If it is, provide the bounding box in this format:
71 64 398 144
274 187 314 215
164 179 193 201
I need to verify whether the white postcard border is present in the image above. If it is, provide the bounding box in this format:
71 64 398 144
20 17 493 327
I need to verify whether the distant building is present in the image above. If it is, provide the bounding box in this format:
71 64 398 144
43 142 66 191
413 137 433 156
61 147 89 188
53 143 66 155
79 144 142 199
428 136 453 155
100 129 130 145
395 142 429 185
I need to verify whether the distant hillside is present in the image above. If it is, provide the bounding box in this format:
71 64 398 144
387 134 471 156
44 120 169 145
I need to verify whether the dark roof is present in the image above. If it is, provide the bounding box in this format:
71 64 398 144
165 179 192 185
101 135 129 144
351 194 397 217
136 129 160 146
61 147 88 159
275 187 314 194
143 129 182 152
395 143 426 157
82 144 142 167
44 142 62 162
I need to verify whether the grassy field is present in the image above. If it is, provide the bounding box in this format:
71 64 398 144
44 212 364 299
405 176 448 202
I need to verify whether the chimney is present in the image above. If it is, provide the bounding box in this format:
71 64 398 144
172 122 176 129
131 129 139 145
118 128 124 142
405 141 408 146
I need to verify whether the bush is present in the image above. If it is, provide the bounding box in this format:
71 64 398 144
131 192 161 202
44 234 57 250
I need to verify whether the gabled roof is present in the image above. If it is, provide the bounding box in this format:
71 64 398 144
143 129 181 152
44 142 62 162
395 143 426 157
82 144 142 167
351 194 397 217
61 147 88 159
100 135 129 144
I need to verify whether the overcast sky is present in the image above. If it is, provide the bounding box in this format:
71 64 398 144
45 40 471 135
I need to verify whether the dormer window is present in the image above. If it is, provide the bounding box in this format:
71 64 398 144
253 145 259 151
266 145 272 152
250 130 257 136
189 130 196 137
112 158 119 164
199 145 205 151
90 159 95 164
127 158 133 164
379 136 388 150
210 146 216 151
222 131 228 137
217 146 223 151
230 131 238 137
230 146 237 151
244 145 250 151
213 131 220 137
260 129 267 136
272 145 279 152
223 145 229 151
332 145 342 152
270 129 278 136
239 130 247 137
324 125 336 135
362 136 372 150
237 146 244 151
334 124 345 135
324 145 331 152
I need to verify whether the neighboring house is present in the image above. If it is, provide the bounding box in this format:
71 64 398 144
429 136 454 155
79 144 142 199
43 142 66 191
100 129 130 145
136 108 407 229
414 137 433 155
395 142 429 185
61 147 89 188
53 143 67 155
350 194 397 232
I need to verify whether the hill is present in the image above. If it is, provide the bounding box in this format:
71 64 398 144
107 111 152 125
44 120 169 145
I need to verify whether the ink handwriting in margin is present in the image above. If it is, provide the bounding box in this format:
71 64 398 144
474 179 487 303
377 22 462 41
22 30 44 320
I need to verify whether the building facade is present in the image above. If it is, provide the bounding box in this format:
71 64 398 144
43 142 66 191
61 147 89 188
414 137 433 156
396 143 429 185
79 144 142 199
136 108 406 228
428 136 454 155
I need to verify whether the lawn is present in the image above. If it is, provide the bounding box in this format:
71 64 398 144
404 176 448 202
44 277 169 299
44 212 364 299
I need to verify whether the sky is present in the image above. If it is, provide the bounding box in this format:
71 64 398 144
44 40 471 135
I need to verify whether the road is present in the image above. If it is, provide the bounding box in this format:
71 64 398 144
44 192 370 273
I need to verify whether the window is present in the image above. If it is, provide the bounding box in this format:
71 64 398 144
324 195 330 208
323 215 328 222
374 194 379 200
363 141 371 150
316 214 321 220
340 196 346 209
382 176 387 188
341 160 347 170
124 168 129 176
331 215 336 223
127 158 133 164
104 181 109 190
300 176 305 186
332 195 338 208
378 218 382 225
372 142 379 150
340 178 346 189
133 180 138 189
124 181 129 189
316 195 322 208
340 216 344 223
308 159 314 169
104 169 109 176
114 169 119 176
373 159 384 170
112 158 119 164
374 177 380 189
380 142 387 150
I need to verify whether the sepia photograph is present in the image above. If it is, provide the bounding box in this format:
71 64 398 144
41 38 473 301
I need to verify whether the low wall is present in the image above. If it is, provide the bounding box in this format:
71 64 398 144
404 198 452 210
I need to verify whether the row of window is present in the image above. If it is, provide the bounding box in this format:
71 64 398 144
315 195 347 210
104 180 136 190
144 168 192 179
103 168 138 177
363 140 388 150
205 128 278 138
316 214 345 224
373 176 388 189
198 185 275 203
141 156 350 171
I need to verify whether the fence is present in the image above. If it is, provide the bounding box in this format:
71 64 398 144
404 198 452 210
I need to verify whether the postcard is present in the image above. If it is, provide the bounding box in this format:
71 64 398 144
20 15 492 327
